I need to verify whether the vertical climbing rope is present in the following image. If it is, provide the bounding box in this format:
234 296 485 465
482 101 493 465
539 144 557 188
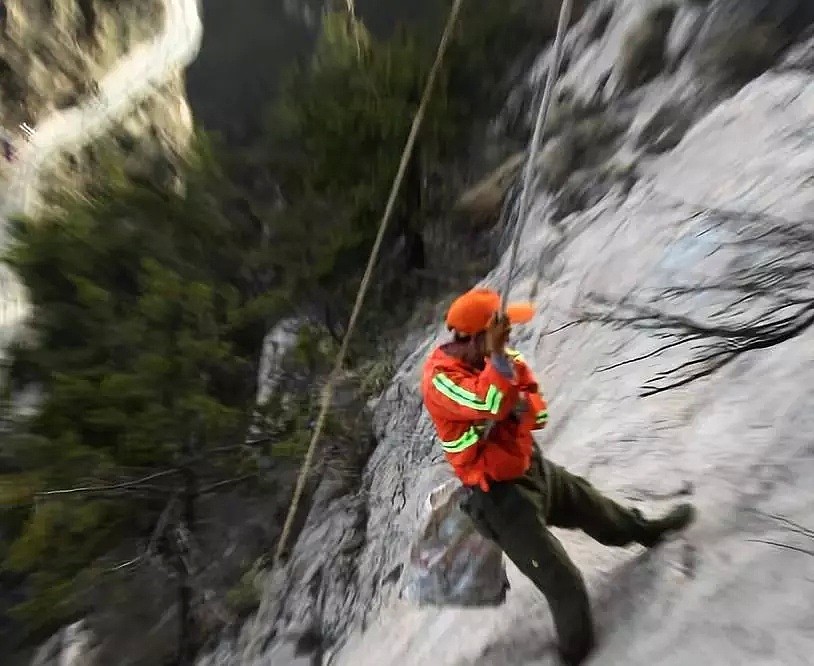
473 0 573 443
500 0 573 306
273 0 466 568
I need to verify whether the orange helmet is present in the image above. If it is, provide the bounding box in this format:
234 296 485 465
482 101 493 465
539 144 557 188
445 288 535 336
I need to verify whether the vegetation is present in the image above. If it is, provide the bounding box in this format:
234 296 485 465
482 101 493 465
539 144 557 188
245 1 570 343
260 13 446 335
224 557 266 620
617 3 677 92
697 23 789 84
0 136 281 657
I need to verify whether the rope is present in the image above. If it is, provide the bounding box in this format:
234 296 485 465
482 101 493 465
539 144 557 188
499 0 573 306
344 0 363 59
273 0 465 568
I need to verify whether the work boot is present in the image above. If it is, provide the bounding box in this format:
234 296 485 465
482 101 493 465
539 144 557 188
634 503 696 548
558 641 593 666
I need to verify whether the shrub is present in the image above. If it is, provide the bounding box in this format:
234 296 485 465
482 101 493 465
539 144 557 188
225 564 264 620
0 136 276 646
697 23 788 84
617 4 678 91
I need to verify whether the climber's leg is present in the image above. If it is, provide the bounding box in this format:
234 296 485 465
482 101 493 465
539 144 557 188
540 457 695 547
467 479 595 666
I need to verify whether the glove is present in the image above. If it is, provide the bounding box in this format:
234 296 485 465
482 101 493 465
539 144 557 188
513 395 529 418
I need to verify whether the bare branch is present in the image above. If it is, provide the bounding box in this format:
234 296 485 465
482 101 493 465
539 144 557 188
540 319 585 337
755 511 814 539
583 284 814 397
572 202 814 395
596 334 703 373
747 539 814 558
107 556 144 573
198 474 255 495
36 469 181 499
189 441 268 459
106 495 180 574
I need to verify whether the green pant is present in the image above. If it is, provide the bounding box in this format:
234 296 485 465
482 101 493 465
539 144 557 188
463 451 650 666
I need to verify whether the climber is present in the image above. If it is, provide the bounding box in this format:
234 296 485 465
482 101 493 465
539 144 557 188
420 287 696 666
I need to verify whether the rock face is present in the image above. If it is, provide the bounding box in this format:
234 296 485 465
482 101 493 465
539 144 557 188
37 73 194 199
29 621 98 666
256 318 302 405
0 0 200 336
0 0 165 128
200 1 814 664
0 0 200 218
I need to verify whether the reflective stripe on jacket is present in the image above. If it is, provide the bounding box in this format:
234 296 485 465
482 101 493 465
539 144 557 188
506 348 549 428
421 345 549 491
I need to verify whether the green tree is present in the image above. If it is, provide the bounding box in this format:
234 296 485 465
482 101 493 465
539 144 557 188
261 12 457 335
253 3 566 346
0 136 277 660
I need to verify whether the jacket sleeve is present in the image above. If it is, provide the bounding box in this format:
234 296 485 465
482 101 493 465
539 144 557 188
527 391 549 429
511 356 549 429
428 359 519 423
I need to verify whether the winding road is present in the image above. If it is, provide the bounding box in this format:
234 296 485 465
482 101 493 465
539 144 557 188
0 0 203 337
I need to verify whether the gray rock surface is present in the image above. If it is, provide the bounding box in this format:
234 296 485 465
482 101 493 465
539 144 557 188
201 2 814 664
256 318 302 405
341 70 814 666
30 621 98 666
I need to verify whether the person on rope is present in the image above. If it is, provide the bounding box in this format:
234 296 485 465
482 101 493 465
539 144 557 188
420 287 696 666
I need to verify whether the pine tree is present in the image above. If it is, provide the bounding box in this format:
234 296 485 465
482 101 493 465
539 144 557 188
0 135 277 659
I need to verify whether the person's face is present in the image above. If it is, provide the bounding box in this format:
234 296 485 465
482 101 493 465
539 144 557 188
472 331 488 357
460 332 487 368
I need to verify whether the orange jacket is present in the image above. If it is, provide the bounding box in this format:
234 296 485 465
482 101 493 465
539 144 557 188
421 345 549 492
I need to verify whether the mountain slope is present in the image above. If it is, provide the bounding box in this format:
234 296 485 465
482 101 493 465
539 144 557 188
335 69 814 666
